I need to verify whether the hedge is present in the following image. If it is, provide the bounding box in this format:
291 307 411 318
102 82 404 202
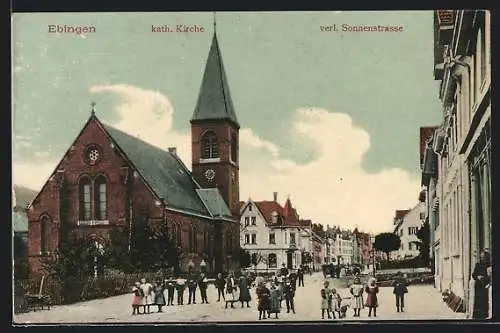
16 272 162 306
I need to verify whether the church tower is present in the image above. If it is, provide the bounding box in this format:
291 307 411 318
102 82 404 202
191 22 240 217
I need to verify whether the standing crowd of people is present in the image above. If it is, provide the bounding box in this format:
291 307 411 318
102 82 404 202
130 264 307 319
318 272 409 320
130 271 258 315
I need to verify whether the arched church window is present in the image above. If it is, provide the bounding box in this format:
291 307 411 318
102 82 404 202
94 175 108 220
201 131 219 159
79 177 92 220
231 133 238 162
189 226 197 253
40 215 51 254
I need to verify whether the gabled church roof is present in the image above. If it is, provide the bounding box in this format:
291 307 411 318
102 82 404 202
196 188 232 218
103 124 213 217
191 33 239 127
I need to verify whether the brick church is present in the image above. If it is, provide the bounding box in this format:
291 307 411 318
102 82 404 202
27 30 241 275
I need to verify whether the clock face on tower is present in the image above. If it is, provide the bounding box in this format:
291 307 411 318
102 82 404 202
204 168 216 181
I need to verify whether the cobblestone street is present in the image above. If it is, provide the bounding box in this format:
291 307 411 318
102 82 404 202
14 273 466 324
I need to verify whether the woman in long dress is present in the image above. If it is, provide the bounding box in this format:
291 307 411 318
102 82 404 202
153 279 166 312
225 273 239 308
472 249 491 319
268 281 281 319
256 281 271 320
238 274 252 308
364 277 379 317
350 277 364 317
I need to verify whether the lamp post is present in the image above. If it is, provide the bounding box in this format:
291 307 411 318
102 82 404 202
93 241 105 279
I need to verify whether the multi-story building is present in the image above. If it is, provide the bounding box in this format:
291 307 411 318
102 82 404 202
420 126 440 287
357 231 373 268
392 204 425 260
239 194 310 272
433 10 491 316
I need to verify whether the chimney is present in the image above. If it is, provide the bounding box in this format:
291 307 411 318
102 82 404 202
273 192 278 202
168 147 177 155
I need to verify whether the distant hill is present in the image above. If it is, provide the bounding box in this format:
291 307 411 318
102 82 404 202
13 185 38 210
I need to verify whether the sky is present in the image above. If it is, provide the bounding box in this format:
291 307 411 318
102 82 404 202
11 11 443 234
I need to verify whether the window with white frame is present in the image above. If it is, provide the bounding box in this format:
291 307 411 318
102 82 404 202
269 233 276 245
251 234 257 245
251 216 256 225
244 217 249 226
245 234 250 244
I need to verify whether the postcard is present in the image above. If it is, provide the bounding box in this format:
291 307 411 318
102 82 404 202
11 10 492 324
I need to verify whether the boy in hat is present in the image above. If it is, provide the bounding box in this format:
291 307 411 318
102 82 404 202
283 277 296 314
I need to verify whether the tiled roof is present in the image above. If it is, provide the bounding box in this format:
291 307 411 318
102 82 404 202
103 124 212 217
196 188 232 218
254 201 284 225
191 33 239 127
283 198 301 226
394 209 410 221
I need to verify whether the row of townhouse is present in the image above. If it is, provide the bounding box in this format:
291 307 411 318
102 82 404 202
239 193 325 272
419 10 491 317
239 192 374 273
324 227 372 267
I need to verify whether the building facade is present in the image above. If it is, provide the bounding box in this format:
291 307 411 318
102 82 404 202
392 204 424 260
420 126 440 288
27 31 241 275
433 9 491 316
239 194 308 272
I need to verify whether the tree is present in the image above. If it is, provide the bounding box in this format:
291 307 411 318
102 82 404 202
373 232 401 262
239 248 251 268
13 235 29 279
128 223 178 273
416 220 430 265
41 234 101 282
106 223 179 274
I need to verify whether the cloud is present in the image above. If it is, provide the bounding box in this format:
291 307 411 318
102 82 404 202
12 86 419 234
90 84 192 166
239 108 420 234
240 128 279 157
12 160 57 191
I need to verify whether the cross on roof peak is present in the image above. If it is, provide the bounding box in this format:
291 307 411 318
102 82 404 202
90 101 96 116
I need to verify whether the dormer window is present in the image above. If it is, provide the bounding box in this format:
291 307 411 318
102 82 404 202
248 203 252 212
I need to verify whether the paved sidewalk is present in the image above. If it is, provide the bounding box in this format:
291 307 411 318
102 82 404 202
13 273 466 323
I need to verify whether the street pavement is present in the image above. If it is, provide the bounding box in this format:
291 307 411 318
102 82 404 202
13 273 466 324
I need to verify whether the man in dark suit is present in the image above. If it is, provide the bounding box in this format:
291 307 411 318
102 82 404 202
187 275 198 304
198 272 209 304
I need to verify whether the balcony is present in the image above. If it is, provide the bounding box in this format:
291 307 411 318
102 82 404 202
77 220 110 226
